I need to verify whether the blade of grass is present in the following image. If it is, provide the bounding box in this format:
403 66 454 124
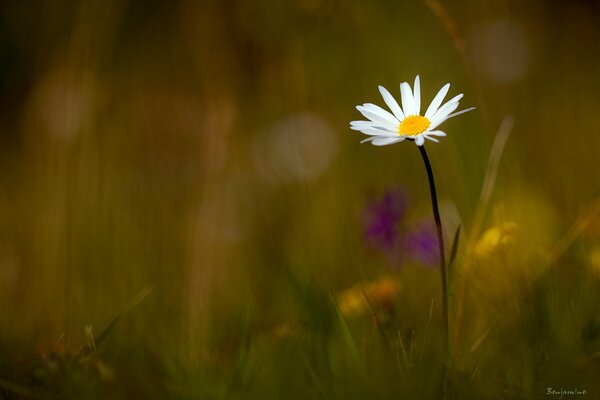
547 198 600 263
95 285 153 346
470 115 514 243
361 289 390 349
419 298 435 362
453 116 513 356
448 225 461 270
302 356 330 400
397 330 411 368
330 293 362 369
230 319 251 391
469 324 492 353
447 225 461 301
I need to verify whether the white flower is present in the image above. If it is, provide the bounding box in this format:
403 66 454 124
350 76 475 146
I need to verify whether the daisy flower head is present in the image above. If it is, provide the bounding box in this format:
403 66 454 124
350 76 475 146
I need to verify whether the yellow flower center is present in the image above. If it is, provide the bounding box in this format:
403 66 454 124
398 115 430 136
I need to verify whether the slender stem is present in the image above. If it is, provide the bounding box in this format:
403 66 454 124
418 145 448 350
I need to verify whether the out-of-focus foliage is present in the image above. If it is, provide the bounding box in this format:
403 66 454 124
1 0 600 398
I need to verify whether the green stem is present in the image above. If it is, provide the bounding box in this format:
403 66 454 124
418 145 449 351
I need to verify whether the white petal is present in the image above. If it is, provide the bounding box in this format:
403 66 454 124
429 102 460 130
425 83 450 118
350 120 375 127
378 86 405 121
371 137 404 146
413 75 421 115
445 93 464 104
350 121 390 131
400 82 415 116
357 128 398 136
428 105 474 131
432 93 464 119
424 130 447 137
356 106 399 131
415 135 425 146
362 103 400 124
446 107 476 119
351 120 389 127
424 135 439 143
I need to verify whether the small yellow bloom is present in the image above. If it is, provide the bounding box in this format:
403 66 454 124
338 276 401 318
474 222 518 258
588 247 600 277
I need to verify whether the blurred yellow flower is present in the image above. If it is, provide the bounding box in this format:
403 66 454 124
337 276 401 318
474 222 518 259
350 75 474 146
588 246 600 277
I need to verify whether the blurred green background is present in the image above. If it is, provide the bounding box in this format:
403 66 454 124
1 0 600 398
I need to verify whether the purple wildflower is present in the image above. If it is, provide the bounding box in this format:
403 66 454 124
362 188 441 269
401 220 440 268
363 188 408 252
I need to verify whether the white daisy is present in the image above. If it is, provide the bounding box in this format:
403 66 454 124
350 76 475 146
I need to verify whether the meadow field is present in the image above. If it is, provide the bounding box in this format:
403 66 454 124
1 0 600 398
